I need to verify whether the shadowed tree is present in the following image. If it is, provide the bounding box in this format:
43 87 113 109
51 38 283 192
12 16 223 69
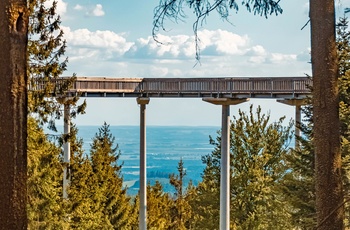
310 0 344 229
0 0 29 228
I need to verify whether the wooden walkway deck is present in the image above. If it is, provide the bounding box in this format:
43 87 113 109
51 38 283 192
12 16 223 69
33 77 312 99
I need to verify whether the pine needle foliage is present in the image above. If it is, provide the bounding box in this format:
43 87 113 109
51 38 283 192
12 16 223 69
147 181 173 229
283 17 350 229
27 0 86 131
27 117 67 230
89 122 132 229
192 105 294 229
168 159 195 229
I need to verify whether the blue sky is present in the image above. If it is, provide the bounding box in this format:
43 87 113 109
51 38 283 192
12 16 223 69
51 0 349 126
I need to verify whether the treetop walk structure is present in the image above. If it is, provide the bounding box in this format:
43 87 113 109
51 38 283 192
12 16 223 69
36 76 311 99
33 76 311 230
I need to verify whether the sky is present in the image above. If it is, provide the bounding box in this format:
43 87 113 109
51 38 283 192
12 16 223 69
51 0 349 127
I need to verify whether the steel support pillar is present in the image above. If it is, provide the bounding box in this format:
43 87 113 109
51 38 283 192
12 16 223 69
63 103 71 199
137 97 150 230
220 104 230 230
203 98 248 230
277 99 306 148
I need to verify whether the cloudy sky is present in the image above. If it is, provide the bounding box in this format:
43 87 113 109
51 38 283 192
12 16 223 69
52 0 348 126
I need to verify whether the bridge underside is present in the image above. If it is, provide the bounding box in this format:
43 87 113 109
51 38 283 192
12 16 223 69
77 91 308 99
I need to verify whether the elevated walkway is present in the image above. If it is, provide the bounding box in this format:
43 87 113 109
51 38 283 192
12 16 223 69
33 76 312 99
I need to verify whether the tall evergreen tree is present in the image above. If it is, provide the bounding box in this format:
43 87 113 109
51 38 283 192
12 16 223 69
310 0 343 228
27 0 85 130
27 117 66 229
0 1 28 228
89 122 132 229
192 105 294 229
26 1 86 228
284 17 350 229
168 159 194 230
282 98 316 229
66 125 99 229
146 181 173 229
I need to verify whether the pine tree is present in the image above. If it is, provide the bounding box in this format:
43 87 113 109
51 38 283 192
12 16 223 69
0 1 28 228
27 0 86 130
146 181 173 229
26 1 86 228
27 117 67 229
192 105 294 229
284 17 350 229
65 125 98 229
282 99 316 229
168 159 194 230
89 122 132 229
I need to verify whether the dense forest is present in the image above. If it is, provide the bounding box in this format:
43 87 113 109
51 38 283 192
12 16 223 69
26 1 350 229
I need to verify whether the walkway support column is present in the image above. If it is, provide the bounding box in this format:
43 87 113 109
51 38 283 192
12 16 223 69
137 97 150 230
203 98 248 230
63 103 71 199
277 99 306 148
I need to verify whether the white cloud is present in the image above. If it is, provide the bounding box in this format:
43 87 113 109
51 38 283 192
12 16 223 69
60 27 310 78
198 29 249 55
73 4 83 11
62 26 133 61
87 4 105 17
269 53 297 63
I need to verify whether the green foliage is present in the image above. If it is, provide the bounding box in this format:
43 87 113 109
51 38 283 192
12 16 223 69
67 125 99 229
89 122 133 229
282 99 316 229
168 159 194 229
283 17 350 229
192 105 293 229
27 117 67 230
337 17 350 227
147 181 173 229
27 0 86 130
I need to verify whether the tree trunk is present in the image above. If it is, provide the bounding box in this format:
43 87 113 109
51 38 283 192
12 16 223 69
310 0 344 229
0 0 28 229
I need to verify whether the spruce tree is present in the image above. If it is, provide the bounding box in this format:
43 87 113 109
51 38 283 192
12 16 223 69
168 159 194 230
192 105 294 229
27 0 86 130
27 117 66 229
282 99 316 229
146 181 172 229
89 123 132 229
284 17 350 229
66 125 98 229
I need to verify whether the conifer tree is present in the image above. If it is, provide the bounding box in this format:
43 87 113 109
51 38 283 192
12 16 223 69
26 1 86 228
66 125 99 229
282 99 316 229
27 0 85 130
168 159 194 230
89 122 132 229
192 105 294 229
284 17 350 229
27 117 67 229
146 181 173 229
